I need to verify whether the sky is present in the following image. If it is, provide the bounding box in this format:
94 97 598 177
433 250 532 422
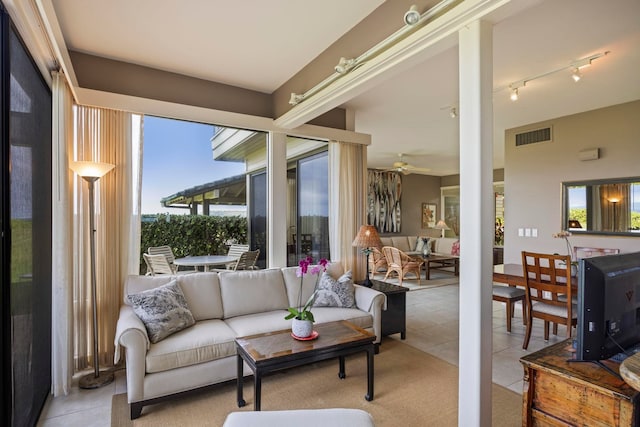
141 116 246 215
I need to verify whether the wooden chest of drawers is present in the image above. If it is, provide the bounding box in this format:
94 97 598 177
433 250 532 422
520 340 640 426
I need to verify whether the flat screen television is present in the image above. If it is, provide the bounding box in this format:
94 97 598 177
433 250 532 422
575 251 640 361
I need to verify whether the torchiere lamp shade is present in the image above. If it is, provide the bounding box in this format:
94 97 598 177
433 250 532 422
69 160 114 179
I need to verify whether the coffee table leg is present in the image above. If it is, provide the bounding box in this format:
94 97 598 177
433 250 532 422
236 355 245 407
254 371 262 411
338 356 346 379
365 346 374 401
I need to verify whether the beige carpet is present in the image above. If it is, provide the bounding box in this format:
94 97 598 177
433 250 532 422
111 339 521 427
378 273 459 291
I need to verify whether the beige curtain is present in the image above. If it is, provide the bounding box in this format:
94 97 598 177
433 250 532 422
328 141 367 279
72 106 141 370
51 72 74 396
598 183 631 232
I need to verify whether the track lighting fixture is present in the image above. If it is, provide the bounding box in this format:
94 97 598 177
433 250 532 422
449 107 457 118
403 5 421 26
503 51 609 101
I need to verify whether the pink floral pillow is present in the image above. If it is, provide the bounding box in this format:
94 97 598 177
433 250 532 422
451 240 460 256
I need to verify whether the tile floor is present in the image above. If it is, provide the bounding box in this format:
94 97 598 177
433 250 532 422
36 276 568 426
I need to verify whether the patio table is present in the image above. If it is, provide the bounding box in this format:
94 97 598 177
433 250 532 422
174 255 238 272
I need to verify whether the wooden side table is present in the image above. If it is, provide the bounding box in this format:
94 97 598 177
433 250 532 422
520 339 639 426
364 279 408 340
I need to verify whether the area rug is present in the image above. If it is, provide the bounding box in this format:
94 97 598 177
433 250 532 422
111 339 520 427
380 273 459 291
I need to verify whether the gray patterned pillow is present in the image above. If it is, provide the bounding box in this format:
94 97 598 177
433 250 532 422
126 280 195 343
313 271 356 308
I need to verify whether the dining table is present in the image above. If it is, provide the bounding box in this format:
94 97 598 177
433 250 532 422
174 255 239 272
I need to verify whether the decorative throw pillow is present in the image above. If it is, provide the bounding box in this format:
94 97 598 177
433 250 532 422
126 280 195 343
313 270 356 308
451 240 461 256
414 237 426 252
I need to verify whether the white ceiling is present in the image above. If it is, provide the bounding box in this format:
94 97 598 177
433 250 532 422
49 0 640 176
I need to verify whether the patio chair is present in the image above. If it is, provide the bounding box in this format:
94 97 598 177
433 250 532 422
225 244 249 268
521 251 576 350
143 253 175 276
228 250 260 271
148 245 195 273
382 246 423 285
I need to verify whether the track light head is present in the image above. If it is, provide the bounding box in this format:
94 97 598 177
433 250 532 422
571 68 582 82
289 93 304 106
335 57 357 74
449 107 457 118
510 87 519 101
403 5 421 26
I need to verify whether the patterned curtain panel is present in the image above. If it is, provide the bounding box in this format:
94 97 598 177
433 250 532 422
367 170 402 233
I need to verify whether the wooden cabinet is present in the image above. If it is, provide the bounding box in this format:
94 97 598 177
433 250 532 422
366 280 408 339
520 339 639 426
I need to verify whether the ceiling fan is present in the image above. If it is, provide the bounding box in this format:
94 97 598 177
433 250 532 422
382 153 431 175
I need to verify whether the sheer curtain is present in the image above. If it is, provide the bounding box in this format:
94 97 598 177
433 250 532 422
72 106 142 370
328 141 367 279
51 72 74 396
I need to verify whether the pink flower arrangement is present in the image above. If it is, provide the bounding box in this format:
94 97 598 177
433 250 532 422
285 256 329 322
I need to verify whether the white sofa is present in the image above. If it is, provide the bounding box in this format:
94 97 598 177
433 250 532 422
379 236 459 257
114 263 386 419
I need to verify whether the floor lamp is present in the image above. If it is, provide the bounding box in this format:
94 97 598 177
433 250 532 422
70 160 115 389
352 225 382 287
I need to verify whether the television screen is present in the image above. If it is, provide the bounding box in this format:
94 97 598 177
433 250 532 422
575 251 640 361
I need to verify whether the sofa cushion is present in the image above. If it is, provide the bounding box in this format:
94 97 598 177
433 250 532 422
126 280 195 343
310 307 373 331
379 237 393 247
224 310 292 338
220 269 288 318
313 271 356 308
145 319 237 373
177 273 223 321
433 237 459 256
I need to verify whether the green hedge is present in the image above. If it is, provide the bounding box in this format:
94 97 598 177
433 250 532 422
140 214 248 272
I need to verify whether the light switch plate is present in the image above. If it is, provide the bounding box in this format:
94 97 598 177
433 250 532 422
518 228 524 237
532 228 538 237
525 228 531 237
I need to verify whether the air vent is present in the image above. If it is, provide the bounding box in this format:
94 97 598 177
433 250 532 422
515 127 552 146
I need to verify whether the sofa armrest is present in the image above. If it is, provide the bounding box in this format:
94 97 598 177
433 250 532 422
354 285 386 344
114 305 149 403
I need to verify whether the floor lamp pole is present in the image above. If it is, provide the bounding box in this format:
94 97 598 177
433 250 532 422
79 176 114 389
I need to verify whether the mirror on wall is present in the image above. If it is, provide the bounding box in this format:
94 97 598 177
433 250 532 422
562 177 640 236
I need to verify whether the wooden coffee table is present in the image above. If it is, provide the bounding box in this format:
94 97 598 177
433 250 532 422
423 254 459 279
235 320 375 410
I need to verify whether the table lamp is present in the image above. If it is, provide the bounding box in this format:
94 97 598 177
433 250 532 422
352 225 382 287
434 220 450 238
70 160 115 389
567 220 582 229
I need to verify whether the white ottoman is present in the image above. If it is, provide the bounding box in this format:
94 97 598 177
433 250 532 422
223 408 375 427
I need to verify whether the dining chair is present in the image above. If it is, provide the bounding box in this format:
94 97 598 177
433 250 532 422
382 246 423 285
368 247 388 279
492 284 526 333
521 251 576 350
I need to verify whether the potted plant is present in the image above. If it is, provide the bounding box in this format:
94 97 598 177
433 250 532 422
285 256 329 338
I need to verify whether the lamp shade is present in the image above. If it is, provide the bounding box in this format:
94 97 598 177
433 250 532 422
434 220 450 230
70 161 115 178
352 225 382 249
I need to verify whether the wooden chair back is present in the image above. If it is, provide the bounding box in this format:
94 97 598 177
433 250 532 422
521 251 575 349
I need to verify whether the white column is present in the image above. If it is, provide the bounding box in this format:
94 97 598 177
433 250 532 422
458 20 494 427
267 132 288 268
